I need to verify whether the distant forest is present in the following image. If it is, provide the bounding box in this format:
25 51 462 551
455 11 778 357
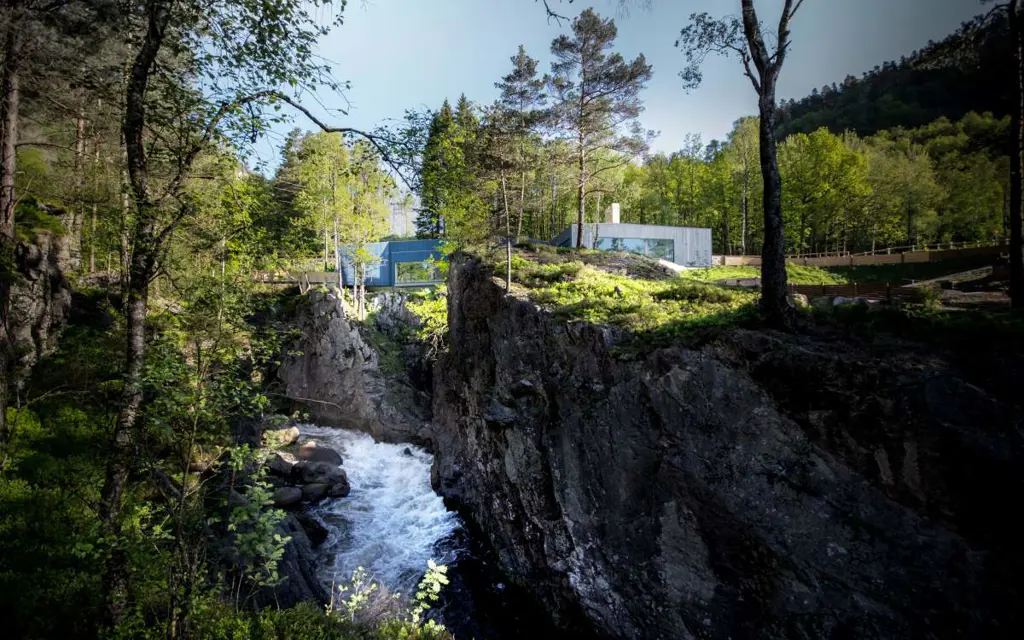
777 15 1012 139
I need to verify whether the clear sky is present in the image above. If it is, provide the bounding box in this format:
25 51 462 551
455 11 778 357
251 0 985 170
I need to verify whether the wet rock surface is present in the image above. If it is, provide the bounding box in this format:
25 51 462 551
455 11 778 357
278 291 432 446
430 255 1023 640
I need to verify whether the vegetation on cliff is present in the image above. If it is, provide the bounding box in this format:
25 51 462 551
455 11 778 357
491 245 758 343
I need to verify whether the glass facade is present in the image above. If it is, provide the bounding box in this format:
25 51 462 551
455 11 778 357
596 237 675 262
395 260 442 284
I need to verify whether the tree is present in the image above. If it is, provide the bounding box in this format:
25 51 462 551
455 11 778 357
99 0 354 624
548 8 653 248
494 45 547 241
342 140 393 318
678 0 810 328
292 132 351 272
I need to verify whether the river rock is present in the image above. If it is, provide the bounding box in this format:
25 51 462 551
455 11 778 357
430 254 1022 640
253 513 329 608
294 442 343 466
327 473 351 498
301 483 330 502
293 460 345 485
295 512 329 547
267 451 297 477
272 486 303 507
264 426 300 448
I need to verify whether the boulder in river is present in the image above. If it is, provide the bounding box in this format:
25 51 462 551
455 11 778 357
294 441 343 466
272 486 303 507
301 483 330 502
327 472 351 498
267 451 297 477
293 460 345 485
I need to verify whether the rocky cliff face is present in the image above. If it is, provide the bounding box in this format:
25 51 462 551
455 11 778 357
9 231 71 386
278 291 431 446
430 256 1022 639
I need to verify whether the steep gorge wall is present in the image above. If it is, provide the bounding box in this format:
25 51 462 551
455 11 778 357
277 291 432 446
430 256 1022 639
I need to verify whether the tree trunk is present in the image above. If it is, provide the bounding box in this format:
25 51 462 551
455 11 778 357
501 174 512 293
576 140 586 249
0 4 24 446
70 114 86 271
758 92 792 328
1011 0 1023 309
100 0 170 625
90 139 100 273
518 169 527 241
741 157 749 255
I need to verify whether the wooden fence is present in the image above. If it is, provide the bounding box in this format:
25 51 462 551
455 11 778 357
713 243 1008 268
788 282 922 302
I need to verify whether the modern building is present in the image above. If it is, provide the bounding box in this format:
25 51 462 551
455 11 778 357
339 238 444 288
552 203 713 268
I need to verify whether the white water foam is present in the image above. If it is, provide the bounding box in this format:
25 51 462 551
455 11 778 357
298 425 462 598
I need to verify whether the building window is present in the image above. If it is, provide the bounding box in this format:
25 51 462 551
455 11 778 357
395 260 441 284
596 237 674 262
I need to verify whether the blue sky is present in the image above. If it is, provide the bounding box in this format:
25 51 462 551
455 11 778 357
251 0 984 170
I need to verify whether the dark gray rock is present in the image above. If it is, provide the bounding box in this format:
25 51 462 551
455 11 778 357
272 486 302 507
293 460 345 485
9 230 71 388
294 442 342 466
327 472 351 498
268 452 297 477
295 512 329 547
301 483 329 502
430 255 1023 640
254 513 329 608
277 290 432 446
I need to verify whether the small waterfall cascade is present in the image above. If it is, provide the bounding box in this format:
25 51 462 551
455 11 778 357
298 425 462 599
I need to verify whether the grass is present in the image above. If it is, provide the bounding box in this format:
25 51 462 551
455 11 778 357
680 264 847 285
827 256 995 284
501 249 758 346
681 256 997 286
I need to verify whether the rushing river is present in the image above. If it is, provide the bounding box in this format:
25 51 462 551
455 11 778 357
297 425 562 639
298 425 463 599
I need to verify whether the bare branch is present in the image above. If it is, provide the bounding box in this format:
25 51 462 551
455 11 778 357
539 0 573 24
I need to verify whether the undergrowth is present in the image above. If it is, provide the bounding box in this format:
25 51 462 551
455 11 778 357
679 264 847 285
504 252 758 345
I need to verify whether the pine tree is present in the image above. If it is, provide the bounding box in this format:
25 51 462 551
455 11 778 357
417 101 456 237
548 8 653 248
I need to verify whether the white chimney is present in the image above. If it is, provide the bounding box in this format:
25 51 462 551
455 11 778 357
605 202 620 224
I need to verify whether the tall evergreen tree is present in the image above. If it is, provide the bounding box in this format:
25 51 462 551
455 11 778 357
548 8 653 248
493 45 547 248
418 101 456 237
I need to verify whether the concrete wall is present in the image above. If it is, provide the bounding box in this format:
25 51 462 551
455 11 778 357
561 223 714 267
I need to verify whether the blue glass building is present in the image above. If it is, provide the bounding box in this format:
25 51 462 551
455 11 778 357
339 239 445 287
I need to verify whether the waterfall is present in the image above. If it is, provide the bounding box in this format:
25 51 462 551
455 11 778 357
298 425 462 599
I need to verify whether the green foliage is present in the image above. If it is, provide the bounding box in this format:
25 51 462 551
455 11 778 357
406 287 449 358
14 197 66 242
777 14 1010 138
680 265 847 286
504 250 757 345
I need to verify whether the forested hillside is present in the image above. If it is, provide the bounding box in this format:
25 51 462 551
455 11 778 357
777 13 1012 138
